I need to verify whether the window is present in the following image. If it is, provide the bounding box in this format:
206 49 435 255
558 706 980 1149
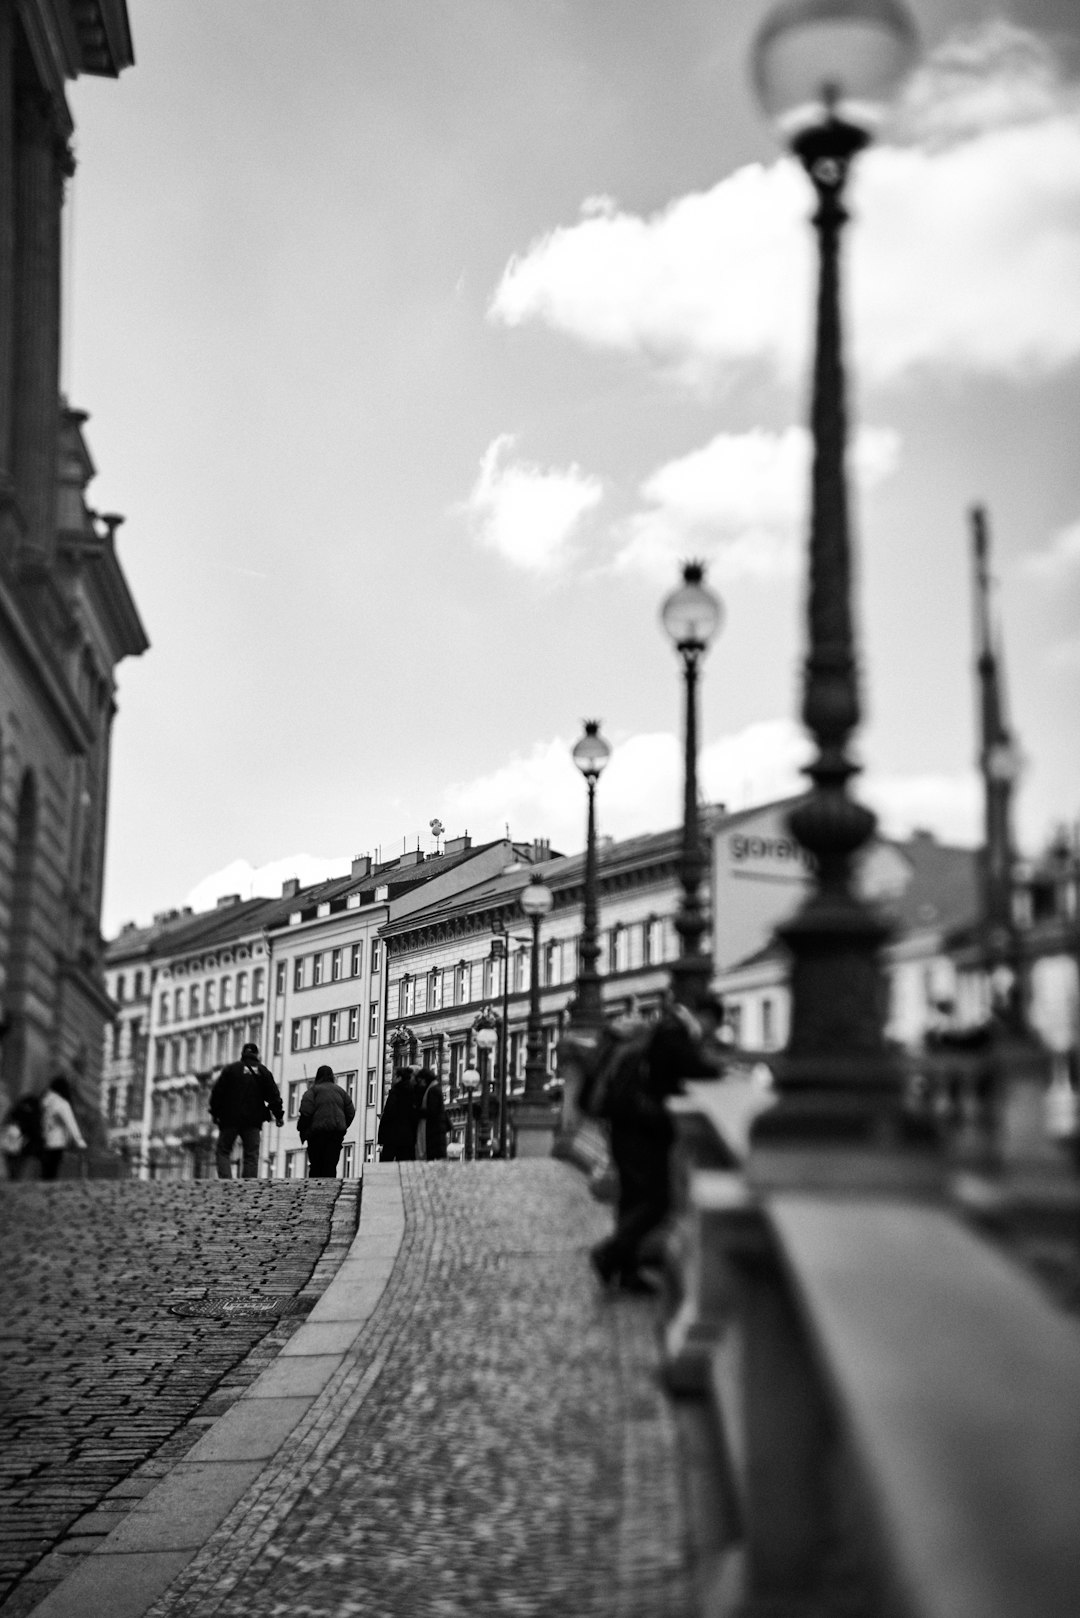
216 1027 228 1063
544 941 559 987
284 1149 305 1180
309 1015 320 1048
363 1140 375 1163
457 963 470 1005
449 1042 465 1086
220 976 232 1010
329 1010 339 1043
761 998 775 1049
276 962 287 996
348 1006 359 1040
205 981 216 1013
154 1039 166 1078
370 940 381 974
350 942 361 976
134 971 144 999
342 1142 355 1179
288 1080 304 1120
231 1024 243 1060
171 1037 182 1075
430 970 443 1011
401 977 415 1016
291 1020 301 1053
484 958 499 999
727 1004 743 1046
116 974 126 1005
248 1017 261 1046
331 948 342 982
199 1030 212 1068
274 1021 283 1056
614 926 630 974
237 971 248 1007
253 967 265 1003
313 954 324 987
294 959 304 992
173 987 184 1020
515 951 528 993
158 994 169 1025
185 1034 197 1071
368 1003 378 1038
366 1069 376 1106
190 984 200 1017
343 1070 358 1105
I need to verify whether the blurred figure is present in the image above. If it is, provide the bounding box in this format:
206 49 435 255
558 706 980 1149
378 1067 418 1162
416 1068 448 1160
590 994 725 1293
298 1065 356 1178
39 1076 87 1181
2 1092 42 1180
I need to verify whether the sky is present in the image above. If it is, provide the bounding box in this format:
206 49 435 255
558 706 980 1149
66 0 1080 935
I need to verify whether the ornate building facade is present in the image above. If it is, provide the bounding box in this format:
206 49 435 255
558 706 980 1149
0 1 145 1145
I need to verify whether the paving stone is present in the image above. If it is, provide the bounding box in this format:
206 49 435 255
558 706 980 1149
0 1179 356 1611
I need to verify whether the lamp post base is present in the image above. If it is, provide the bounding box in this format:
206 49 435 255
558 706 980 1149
511 1098 559 1158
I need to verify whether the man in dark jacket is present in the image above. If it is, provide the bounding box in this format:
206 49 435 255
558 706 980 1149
210 1043 284 1179
298 1065 356 1178
377 1066 418 1162
416 1068 449 1160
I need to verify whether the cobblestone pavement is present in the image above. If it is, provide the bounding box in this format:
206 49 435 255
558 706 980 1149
0 1179 357 1617
143 1161 694 1618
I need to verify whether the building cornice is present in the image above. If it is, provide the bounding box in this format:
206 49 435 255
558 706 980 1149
0 563 93 751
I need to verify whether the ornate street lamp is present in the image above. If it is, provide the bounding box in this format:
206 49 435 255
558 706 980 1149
520 874 555 1097
661 561 723 1010
752 0 919 1130
472 1004 500 1157
570 720 612 1030
460 1063 480 1161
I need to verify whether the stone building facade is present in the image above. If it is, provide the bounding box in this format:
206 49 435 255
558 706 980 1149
0 1 145 1142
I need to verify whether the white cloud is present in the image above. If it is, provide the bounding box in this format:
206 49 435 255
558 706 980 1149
184 852 349 914
613 425 900 583
1022 518 1080 579
861 770 981 846
489 24 1080 389
462 433 603 573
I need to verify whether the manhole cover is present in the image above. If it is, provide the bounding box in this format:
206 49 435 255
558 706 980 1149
168 1293 308 1320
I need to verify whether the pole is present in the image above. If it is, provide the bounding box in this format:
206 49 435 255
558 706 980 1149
576 775 603 1025
523 912 546 1097
670 647 711 1009
499 937 511 1156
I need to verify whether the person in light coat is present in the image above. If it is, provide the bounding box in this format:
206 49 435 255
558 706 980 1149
39 1075 87 1180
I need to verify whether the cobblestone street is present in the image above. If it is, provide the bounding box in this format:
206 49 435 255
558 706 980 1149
139 1161 693 1618
0 1180 356 1617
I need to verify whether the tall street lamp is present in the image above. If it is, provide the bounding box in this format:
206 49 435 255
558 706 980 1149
661 561 723 1011
570 720 611 1031
520 874 555 1098
752 0 919 1133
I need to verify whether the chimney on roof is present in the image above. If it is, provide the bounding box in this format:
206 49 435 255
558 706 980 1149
216 894 241 908
399 849 423 868
120 921 137 934
444 834 471 856
351 854 372 880
281 878 300 899
531 839 550 862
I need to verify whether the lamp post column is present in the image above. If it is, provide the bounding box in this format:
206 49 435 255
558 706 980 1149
571 720 611 1030
513 873 556 1156
524 909 547 1098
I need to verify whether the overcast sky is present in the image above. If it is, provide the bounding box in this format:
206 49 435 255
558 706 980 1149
67 0 1080 935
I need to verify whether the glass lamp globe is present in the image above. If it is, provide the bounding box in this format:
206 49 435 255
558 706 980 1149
752 0 918 139
661 561 724 653
520 876 554 919
572 720 612 782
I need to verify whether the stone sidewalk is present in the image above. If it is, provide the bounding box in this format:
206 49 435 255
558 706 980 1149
0 1180 357 1617
21 1162 696 1618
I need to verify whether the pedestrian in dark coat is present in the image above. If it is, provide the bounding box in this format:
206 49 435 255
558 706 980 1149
415 1068 449 1160
210 1043 284 1179
590 994 725 1292
298 1065 356 1178
377 1067 418 1162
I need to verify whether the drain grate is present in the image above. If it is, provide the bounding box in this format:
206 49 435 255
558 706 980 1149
168 1293 312 1320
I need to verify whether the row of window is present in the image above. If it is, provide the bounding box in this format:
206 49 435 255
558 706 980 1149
282 940 381 996
288 1003 380 1053
395 920 677 1019
153 1018 263 1078
112 970 146 1005
159 969 265 1026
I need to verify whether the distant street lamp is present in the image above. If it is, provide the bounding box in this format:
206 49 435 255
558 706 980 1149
752 0 919 1124
520 874 555 1097
661 561 723 1010
473 1005 499 1157
570 720 611 1030
460 1064 481 1161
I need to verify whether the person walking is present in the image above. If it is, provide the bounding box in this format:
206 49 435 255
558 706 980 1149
377 1066 418 1162
2 1093 42 1180
39 1076 88 1181
298 1065 356 1178
590 994 725 1292
210 1042 284 1180
415 1067 448 1161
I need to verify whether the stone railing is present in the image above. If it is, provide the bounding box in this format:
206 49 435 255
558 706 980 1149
662 1078 1080 1618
